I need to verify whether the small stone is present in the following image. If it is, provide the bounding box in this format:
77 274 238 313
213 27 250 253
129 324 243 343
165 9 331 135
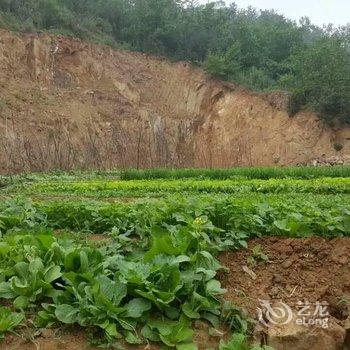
273 273 284 283
242 265 257 280
282 260 293 269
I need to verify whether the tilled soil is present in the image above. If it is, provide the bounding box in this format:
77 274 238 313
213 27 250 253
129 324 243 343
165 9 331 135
219 236 350 323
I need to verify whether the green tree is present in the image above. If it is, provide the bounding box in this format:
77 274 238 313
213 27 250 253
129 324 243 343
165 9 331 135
281 38 350 124
204 42 242 80
38 0 70 29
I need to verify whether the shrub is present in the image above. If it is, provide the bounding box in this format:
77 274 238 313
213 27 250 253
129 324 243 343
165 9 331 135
334 143 343 152
283 38 350 124
287 90 306 117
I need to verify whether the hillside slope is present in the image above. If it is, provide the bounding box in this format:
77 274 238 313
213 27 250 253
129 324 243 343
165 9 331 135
0 30 348 173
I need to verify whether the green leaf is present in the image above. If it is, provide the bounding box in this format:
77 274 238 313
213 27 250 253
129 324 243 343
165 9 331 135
141 325 160 342
13 296 29 310
0 282 16 299
79 251 89 272
148 319 174 336
219 334 248 350
182 302 200 319
206 280 226 296
177 344 198 350
173 316 194 343
55 304 78 324
44 265 62 283
202 313 220 328
13 262 29 279
239 240 248 249
101 322 122 340
145 226 190 260
97 275 127 305
125 331 142 344
37 235 55 249
125 298 151 318
29 258 44 274
11 276 31 296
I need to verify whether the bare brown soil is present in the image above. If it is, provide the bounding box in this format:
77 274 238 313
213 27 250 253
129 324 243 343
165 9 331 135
0 30 349 173
2 330 94 350
220 237 350 323
1 323 222 350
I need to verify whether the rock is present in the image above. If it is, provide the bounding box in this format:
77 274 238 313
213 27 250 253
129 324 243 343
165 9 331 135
338 256 349 265
309 155 350 167
242 265 257 280
282 260 293 269
273 273 283 283
265 312 346 350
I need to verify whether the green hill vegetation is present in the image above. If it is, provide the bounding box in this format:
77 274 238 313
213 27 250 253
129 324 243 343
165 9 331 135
0 0 349 124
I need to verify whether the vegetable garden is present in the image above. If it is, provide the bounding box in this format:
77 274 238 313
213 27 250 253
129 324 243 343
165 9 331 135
0 167 349 349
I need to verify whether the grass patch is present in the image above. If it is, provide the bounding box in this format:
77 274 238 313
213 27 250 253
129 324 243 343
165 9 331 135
120 166 350 180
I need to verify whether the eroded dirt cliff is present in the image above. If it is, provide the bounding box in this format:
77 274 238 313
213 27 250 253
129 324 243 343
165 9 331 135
0 30 349 173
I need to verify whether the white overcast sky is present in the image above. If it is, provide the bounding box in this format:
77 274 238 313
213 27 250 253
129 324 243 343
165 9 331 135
199 0 350 26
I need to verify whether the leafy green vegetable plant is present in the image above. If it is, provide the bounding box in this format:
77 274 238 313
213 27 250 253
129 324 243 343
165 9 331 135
219 334 274 350
0 307 24 339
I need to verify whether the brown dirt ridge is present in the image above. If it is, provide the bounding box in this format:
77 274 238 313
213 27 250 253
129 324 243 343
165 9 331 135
0 29 349 173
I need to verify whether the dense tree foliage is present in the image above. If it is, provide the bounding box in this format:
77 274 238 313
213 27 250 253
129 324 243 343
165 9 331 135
0 0 349 124
281 37 350 124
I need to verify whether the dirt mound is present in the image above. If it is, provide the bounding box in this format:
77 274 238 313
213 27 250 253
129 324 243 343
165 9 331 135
0 29 349 173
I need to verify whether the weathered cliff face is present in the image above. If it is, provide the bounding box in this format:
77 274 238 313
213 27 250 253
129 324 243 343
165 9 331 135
0 30 348 173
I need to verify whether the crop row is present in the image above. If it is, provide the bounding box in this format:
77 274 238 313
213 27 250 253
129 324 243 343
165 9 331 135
1 194 349 238
120 166 350 180
1 166 350 189
18 177 350 197
0 170 120 188
0 217 239 348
